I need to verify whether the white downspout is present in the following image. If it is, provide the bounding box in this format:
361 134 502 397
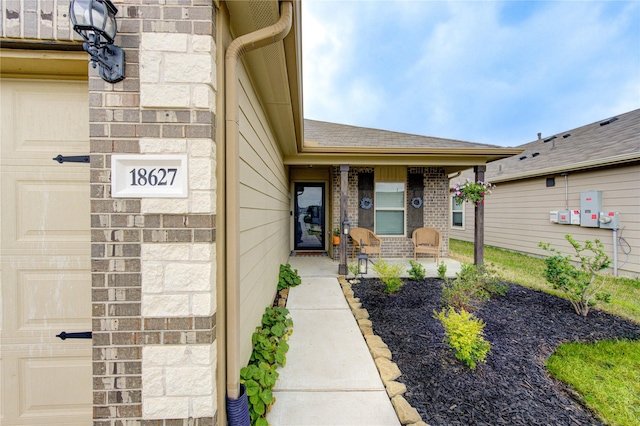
225 0 293 400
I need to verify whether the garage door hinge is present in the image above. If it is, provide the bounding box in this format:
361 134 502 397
52 154 90 164
56 331 92 340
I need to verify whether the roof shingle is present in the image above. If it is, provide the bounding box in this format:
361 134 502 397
304 119 503 150
486 108 640 181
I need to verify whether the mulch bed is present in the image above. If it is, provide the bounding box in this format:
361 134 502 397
352 278 640 426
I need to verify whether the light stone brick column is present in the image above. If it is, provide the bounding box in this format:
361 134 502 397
90 2 219 425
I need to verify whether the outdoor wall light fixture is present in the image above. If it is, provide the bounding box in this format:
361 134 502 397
358 241 368 278
342 214 350 236
70 0 125 83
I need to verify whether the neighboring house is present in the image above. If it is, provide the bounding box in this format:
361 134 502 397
0 1 520 425
450 109 640 278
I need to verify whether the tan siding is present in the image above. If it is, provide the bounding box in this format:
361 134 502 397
237 65 290 365
375 165 406 182
452 165 640 276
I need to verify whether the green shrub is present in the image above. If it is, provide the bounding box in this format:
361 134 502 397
241 306 293 425
384 276 403 294
277 263 301 291
241 362 277 426
408 260 426 281
539 234 611 317
437 261 447 279
441 275 489 312
371 259 405 294
441 263 507 311
250 307 292 365
462 262 508 296
347 262 359 279
434 307 491 370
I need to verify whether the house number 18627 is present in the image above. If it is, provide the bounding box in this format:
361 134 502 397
112 154 187 198
129 168 177 186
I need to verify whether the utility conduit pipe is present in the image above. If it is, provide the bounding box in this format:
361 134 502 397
561 172 569 210
224 0 293 402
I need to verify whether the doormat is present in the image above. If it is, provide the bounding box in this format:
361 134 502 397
290 251 328 257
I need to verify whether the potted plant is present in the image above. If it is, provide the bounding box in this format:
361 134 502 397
453 179 495 206
332 227 341 245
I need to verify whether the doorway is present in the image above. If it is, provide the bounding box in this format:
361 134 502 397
294 183 325 251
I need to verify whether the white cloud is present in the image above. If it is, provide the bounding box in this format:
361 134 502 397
302 1 385 125
302 1 640 145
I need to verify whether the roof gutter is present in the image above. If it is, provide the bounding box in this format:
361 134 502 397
224 0 293 400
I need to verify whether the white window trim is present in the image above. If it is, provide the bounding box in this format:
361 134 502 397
374 181 406 236
451 195 465 230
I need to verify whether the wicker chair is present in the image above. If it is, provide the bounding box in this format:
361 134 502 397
412 228 441 262
349 227 382 260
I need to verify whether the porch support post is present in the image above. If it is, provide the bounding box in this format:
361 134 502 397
474 165 486 266
339 164 349 275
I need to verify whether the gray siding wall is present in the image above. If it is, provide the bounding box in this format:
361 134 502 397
450 164 640 276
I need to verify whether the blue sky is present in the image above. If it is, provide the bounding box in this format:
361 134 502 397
301 0 640 147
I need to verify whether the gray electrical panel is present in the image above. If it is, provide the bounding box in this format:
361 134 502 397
599 211 620 229
580 190 602 228
557 210 571 224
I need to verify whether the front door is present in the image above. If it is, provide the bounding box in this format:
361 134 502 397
0 79 92 425
294 183 325 250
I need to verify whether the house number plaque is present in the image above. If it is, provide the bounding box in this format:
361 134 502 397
111 154 188 198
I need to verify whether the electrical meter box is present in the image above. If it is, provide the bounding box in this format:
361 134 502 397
558 210 571 224
580 190 602 227
570 210 581 225
599 211 620 229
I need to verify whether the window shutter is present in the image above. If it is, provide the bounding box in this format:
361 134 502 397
358 172 374 230
407 173 424 236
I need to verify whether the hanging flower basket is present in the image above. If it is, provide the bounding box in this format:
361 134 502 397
453 179 495 206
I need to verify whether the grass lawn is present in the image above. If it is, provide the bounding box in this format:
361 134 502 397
547 339 640 426
448 239 640 323
448 239 640 426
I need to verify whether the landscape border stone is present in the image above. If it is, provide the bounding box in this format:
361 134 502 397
339 277 430 426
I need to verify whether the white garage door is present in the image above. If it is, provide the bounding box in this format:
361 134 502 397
1 79 92 425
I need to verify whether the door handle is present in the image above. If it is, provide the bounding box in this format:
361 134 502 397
52 155 90 164
56 331 92 340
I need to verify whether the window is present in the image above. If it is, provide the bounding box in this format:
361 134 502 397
375 182 405 235
451 196 464 229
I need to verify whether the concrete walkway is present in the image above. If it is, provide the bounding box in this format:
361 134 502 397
267 256 461 425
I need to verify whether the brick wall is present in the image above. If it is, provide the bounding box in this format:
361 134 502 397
1 0 76 41
89 1 218 425
332 166 449 261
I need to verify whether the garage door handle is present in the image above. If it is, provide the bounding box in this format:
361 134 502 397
56 331 92 340
52 155 90 164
